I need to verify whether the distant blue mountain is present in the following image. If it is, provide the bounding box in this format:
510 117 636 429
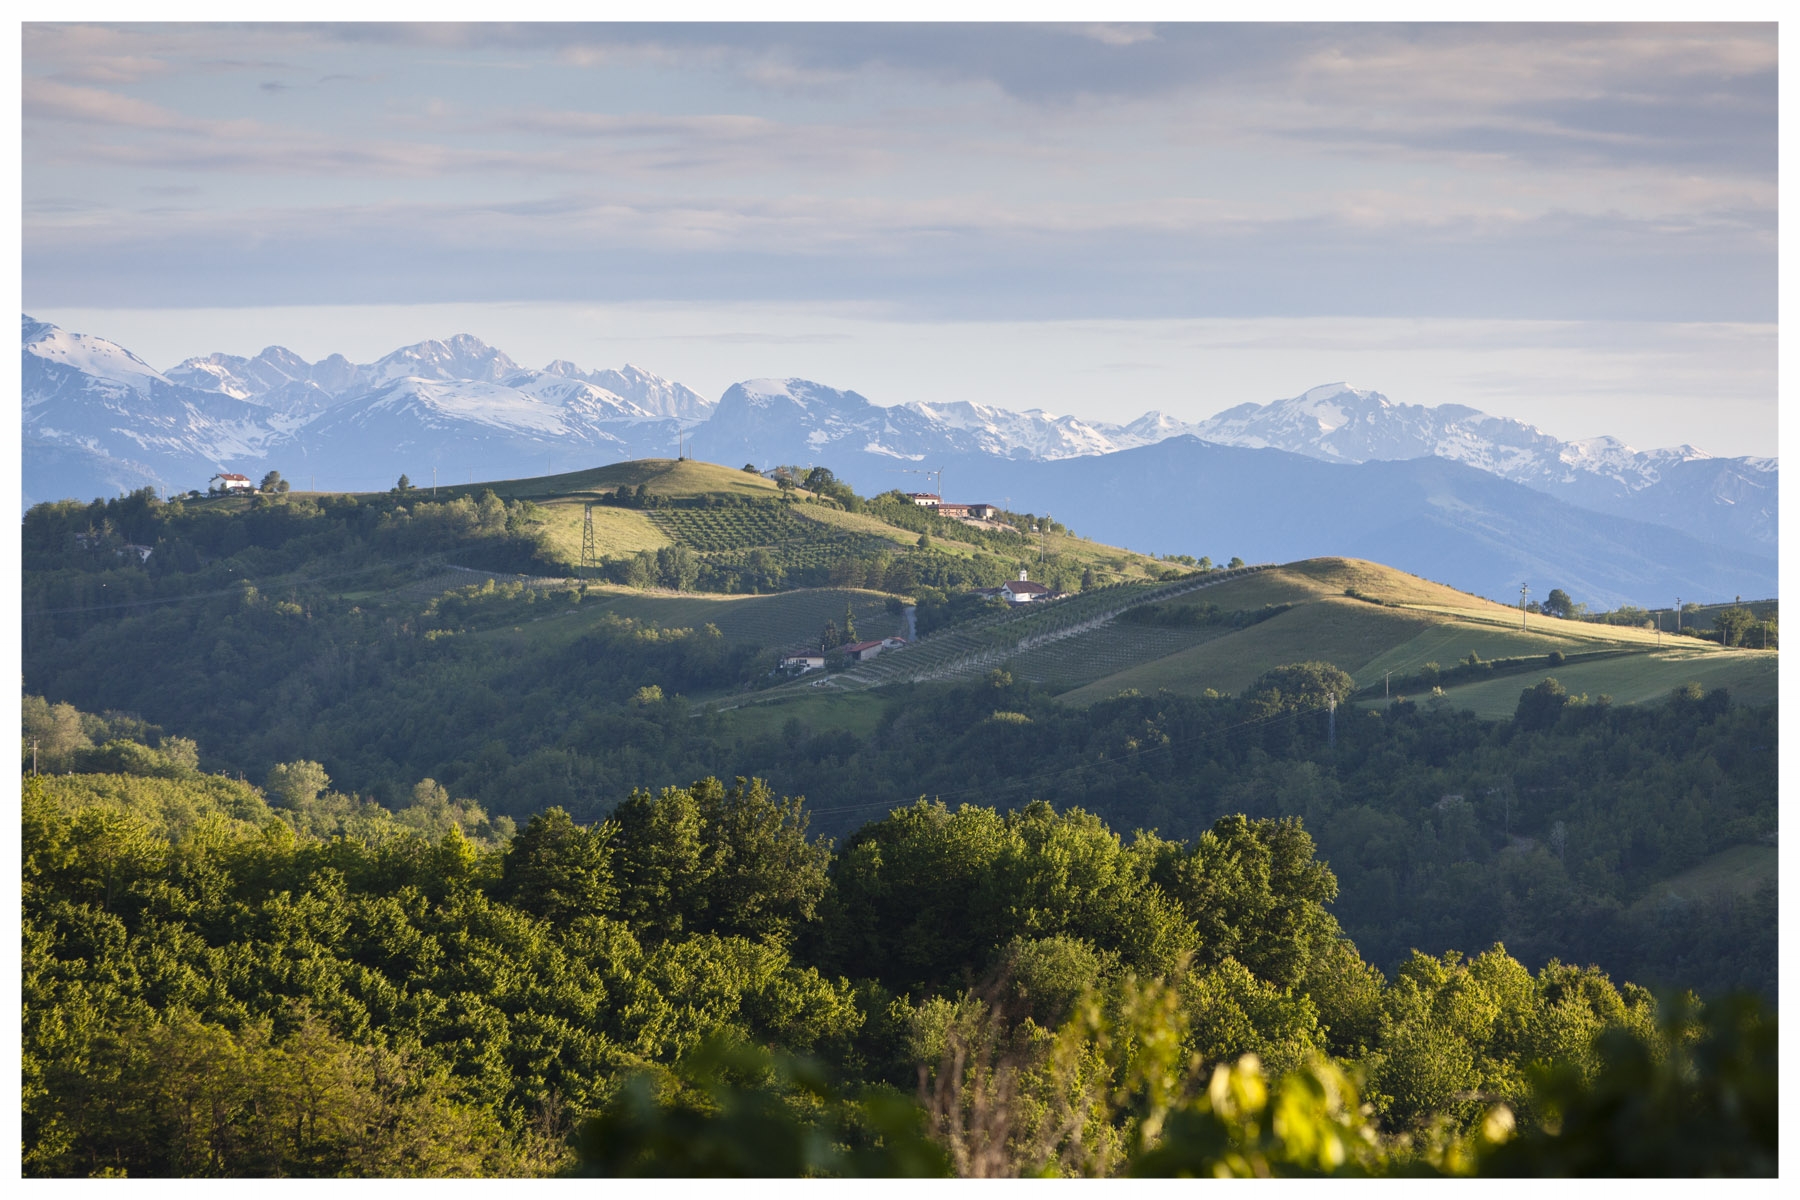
22 316 1777 607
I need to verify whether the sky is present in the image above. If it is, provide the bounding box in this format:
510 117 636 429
21 20 1780 456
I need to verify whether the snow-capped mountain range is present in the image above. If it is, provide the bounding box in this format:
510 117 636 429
21 314 1775 569
23 315 711 499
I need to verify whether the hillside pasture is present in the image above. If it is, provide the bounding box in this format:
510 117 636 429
1425 647 1777 720
1056 598 1439 704
718 687 893 742
532 501 670 566
1004 623 1227 691
465 458 790 503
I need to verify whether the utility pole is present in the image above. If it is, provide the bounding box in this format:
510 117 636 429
31 739 38 776
1519 582 1530 629
581 504 596 578
432 466 437 496
1384 669 1392 698
1675 597 1681 634
1327 691 1337 749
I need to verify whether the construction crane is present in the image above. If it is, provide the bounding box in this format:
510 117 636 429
900 466 943 503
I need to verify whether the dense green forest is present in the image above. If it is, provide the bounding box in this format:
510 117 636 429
19 482 1778 1175
21 742 1774 1177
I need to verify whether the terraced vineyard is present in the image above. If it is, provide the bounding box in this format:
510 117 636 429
646 504 799 551
646 503 908 573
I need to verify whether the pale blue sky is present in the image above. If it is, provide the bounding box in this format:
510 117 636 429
22 21 1779 455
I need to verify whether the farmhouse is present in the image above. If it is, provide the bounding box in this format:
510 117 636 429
843 639 888 662
779 653 825 673
209 472 254 494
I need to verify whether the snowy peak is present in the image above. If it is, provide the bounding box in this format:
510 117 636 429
24 315 170 394
367 334 520 387
159 333 712 425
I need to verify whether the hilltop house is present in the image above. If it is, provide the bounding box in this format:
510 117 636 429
907 492 941 506
209 472 254 494
975 569 1056 605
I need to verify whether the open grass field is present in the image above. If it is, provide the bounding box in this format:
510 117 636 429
1047 558 1775 715
1429 647 1778 719
1004 623 1228 690
533 503 670 564
466 458 791 503
1056 597 1438 704
717 688 893 741
1629 843 1778 913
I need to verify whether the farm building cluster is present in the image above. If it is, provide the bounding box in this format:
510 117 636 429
906 492 1010 529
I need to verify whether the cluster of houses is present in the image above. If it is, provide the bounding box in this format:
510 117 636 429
779 635 909 674
771 493 1071 679
906 492 1006 524
776 567 1063 678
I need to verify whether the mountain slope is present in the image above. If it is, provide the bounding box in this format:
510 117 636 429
792 437 1774 609
1190 383 1776 554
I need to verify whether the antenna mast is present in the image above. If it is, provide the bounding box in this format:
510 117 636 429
1519 582 1530 629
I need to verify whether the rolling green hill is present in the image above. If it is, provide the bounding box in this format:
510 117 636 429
413 456 1176 589
733 555 1772 721
1050 558 1771 712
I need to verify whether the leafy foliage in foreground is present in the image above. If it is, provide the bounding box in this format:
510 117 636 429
20 728 1776 1178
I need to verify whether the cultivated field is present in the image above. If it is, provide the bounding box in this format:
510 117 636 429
1429 647 1778 719
1041 558 1773 715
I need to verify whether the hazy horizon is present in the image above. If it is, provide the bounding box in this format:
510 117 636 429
24 22 1778 456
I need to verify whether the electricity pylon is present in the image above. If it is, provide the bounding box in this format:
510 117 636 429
581 503 597 578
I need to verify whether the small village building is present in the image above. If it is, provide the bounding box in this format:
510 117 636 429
966 503 1001 519
209 472 254 494
780 653 825 673
907 492 941 506
936 503 972 519
1001 569 1052 605
843 639 887 662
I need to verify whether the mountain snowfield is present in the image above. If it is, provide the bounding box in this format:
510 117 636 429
20 314 1776 602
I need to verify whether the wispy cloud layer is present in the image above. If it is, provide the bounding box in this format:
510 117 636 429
20 20 1777 448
